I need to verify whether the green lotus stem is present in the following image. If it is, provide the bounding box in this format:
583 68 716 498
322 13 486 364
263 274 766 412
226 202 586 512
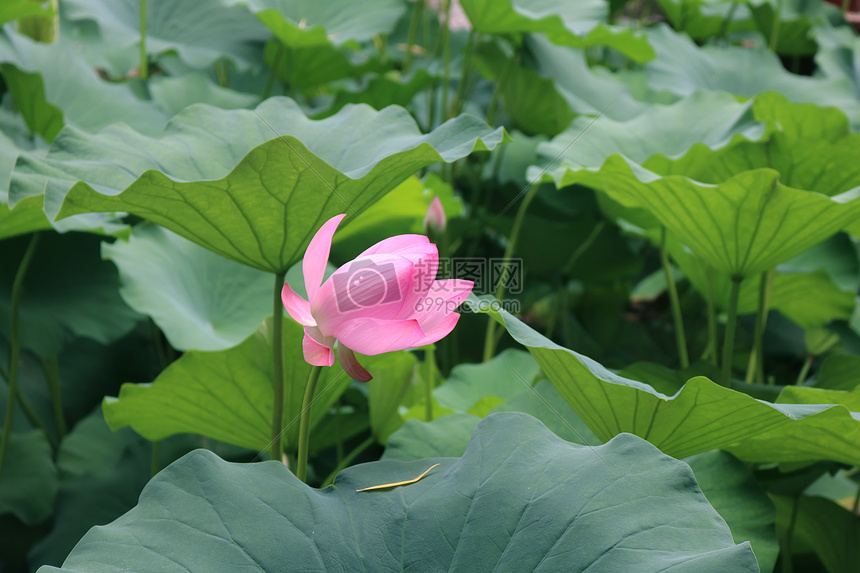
150 440 160 477
795 355 813 386
139 0 148 80
660 228 689 368
781 496 799 573
844 0 852 14
439 0 452 120
715 1 739 42
745 268 775 384
17 391 49 441
403 0 424 73
214 59 229 88
296 365 322 483
0 233 40 475
545 281 565 340
852 481 860 516
41 356 68 439
425 346 436 422
705 266 719 364
720 275 743 388
483 184 540 362
769 0 783 52
321 434 374 487
270 270 287 464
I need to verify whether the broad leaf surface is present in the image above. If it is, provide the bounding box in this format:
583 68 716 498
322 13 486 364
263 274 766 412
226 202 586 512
102 317 350 452
643 24 860 127
15 98 507 273
382 413 482 461
460 0 655 62
230 0 404 47
533 89 765 171
814 354 860 391
551 159 860 277
0 28 168 140
0 0 53 27
42 413 758 572
102 224 272 351
0 430 57 525
473 41 574 136
686 451 779 573
0 232 141 357
648 93 860 198
470 296 860 466
771 494 860 573
434 349 539 415
64 0 268 69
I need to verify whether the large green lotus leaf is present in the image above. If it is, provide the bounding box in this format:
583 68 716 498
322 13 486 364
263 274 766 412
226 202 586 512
63 0 268 69
552 158 860 277
382 413 482 461
0 28 168 141
0 112 52 238
229 0 404 48
470 296 860 466
102 317 350 453
0 0 53 27
0 430 57 525
41 413 758 572
434 349 540 416
533 89 765 172
15 98 507 273
491 380 601 445
644 24 860 127
148 73 261 117
386 378 602 463
814 354 860 391
0 232 141 358
460 0 655 62
101 224 272 352
473 40 574 136
771 494 860 573
525 34 672 121
647 93 860 197
686 450 779 573
777 385 860 411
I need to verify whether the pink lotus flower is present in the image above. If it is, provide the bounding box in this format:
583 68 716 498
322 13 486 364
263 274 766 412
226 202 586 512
423 196 447 233
282 214 472 382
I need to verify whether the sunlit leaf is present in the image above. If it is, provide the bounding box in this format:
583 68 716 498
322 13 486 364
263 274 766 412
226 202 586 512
13 98 507 273
0 430 57 525
471 296 860 466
